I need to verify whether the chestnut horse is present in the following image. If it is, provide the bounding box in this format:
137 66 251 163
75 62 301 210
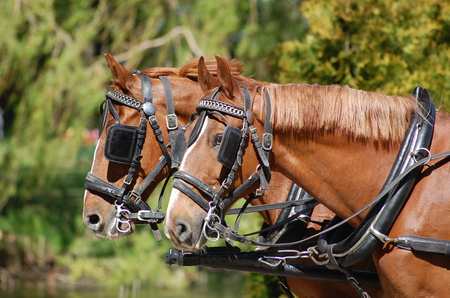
164 55 450 297
83 54 371 298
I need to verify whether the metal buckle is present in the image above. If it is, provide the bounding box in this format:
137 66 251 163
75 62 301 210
259 249 307 268
262 133 273 151
255 188 266 197
166 114 178 130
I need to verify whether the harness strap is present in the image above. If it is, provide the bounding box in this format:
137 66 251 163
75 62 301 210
172 179 211 212
227 199 317 215
141 75 152 103
262 92 273 151
173 171 220 205
219 172 261 209
147 115 172 167
317 86 437 267
397 235 450 257
206 148 450 249
247 89 272 190
159 76 178 135
84 173 147 212
85 172 122 199
130 156 168 199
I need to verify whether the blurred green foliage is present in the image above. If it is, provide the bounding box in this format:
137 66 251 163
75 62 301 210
272 0 450 110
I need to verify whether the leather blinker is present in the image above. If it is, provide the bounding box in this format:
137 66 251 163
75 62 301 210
217 126 242 169
104 123 140 164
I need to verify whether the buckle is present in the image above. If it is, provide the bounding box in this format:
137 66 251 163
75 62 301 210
166 114 178 130
262 133 273 151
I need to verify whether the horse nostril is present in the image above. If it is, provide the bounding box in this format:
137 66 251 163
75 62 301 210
175 220 191 243
89 214 100 224
84 213 102 230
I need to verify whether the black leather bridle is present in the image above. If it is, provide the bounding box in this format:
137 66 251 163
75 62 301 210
172 86 275 237
84 74 185 241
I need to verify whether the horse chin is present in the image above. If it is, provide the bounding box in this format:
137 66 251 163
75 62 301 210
94 219 134 240
172 235 207 252
192 235 208 252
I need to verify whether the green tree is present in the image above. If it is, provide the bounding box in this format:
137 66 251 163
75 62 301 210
273 0 450 110
0 0 308 210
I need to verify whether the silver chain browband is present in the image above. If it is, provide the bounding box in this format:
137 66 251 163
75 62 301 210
197 98 245 119
106 89 143 110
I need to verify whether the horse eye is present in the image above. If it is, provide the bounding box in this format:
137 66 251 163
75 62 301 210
214 134 223 146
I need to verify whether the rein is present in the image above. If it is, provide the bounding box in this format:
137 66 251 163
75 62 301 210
84 74 182 241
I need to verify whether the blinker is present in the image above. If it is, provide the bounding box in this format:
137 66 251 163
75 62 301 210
217 126 242 169
104 124 140 165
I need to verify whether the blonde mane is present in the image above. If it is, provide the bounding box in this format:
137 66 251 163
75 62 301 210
265 84 419 147
141 58 246 81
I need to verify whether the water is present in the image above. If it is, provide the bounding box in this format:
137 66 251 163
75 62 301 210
0 278 244 298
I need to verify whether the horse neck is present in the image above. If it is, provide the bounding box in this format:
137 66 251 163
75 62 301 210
269 130 399 227
254 84 416 226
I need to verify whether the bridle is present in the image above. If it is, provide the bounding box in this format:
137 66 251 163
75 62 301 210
85 73 185 241
172 86 275 239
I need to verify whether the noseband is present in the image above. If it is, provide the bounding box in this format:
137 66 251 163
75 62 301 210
85 74 184 240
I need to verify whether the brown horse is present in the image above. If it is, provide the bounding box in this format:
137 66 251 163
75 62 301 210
164 55 450 297
83 54 370 298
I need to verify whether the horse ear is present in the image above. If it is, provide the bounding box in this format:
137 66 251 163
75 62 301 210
104 53 138 90
216 55 238 98
198 56 219 92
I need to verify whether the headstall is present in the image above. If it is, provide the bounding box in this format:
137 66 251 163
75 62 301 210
84 74 183 241
172 86 275 245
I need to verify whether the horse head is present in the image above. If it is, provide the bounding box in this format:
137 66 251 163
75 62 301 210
164 55 283 250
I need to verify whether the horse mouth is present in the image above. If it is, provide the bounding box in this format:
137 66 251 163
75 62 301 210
165 220 208 252
89 217 134 240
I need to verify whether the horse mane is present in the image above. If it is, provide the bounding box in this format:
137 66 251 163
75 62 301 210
140 58 247 81
265 84 420 147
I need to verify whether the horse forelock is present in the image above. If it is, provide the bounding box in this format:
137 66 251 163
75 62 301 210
264 84 419 147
